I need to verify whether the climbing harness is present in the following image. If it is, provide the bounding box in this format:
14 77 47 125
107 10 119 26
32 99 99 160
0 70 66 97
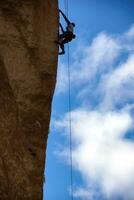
64 1 74 200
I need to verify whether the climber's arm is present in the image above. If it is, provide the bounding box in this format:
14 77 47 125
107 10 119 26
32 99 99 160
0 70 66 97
59 9 71 25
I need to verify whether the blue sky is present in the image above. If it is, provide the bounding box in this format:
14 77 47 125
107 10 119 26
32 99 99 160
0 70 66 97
44 1 134 200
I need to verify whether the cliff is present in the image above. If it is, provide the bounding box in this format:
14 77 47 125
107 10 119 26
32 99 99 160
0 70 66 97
0 0 59 199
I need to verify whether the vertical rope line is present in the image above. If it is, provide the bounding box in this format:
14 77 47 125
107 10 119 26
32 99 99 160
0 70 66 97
66 0 69 18
65 0 73 200
67 43 73 200
64 0 67 15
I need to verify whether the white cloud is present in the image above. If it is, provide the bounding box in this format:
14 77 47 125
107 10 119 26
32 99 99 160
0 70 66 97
54 25 134 199
125 24 134 40
56 109 134 199
99 54 134 109
73 187 94 200
71 32 120 87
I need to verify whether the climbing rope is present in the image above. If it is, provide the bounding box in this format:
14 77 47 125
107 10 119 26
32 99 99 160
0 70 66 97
67 44 73 200
64 1 73 200
64 0 67 16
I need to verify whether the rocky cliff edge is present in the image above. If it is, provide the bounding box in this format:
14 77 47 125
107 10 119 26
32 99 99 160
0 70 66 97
0 0 59 199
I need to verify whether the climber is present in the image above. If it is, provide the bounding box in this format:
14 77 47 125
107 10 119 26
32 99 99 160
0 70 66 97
59 9 75 33
55 9 76 55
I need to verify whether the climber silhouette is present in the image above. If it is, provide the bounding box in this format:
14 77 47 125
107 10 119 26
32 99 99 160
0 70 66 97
55 9 76 55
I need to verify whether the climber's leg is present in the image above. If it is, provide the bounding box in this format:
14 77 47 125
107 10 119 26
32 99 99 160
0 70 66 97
59 43 65 55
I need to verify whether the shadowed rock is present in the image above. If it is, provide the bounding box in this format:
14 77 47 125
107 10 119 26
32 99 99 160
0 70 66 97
0 0 59 199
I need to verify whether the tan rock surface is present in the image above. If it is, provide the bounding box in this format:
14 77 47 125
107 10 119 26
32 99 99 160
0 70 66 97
0 0 59 199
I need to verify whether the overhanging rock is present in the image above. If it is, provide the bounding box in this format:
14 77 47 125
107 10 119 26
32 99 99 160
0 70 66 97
0 0 59 199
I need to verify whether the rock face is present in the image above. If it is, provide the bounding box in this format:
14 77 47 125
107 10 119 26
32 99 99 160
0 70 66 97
0 0 59 199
